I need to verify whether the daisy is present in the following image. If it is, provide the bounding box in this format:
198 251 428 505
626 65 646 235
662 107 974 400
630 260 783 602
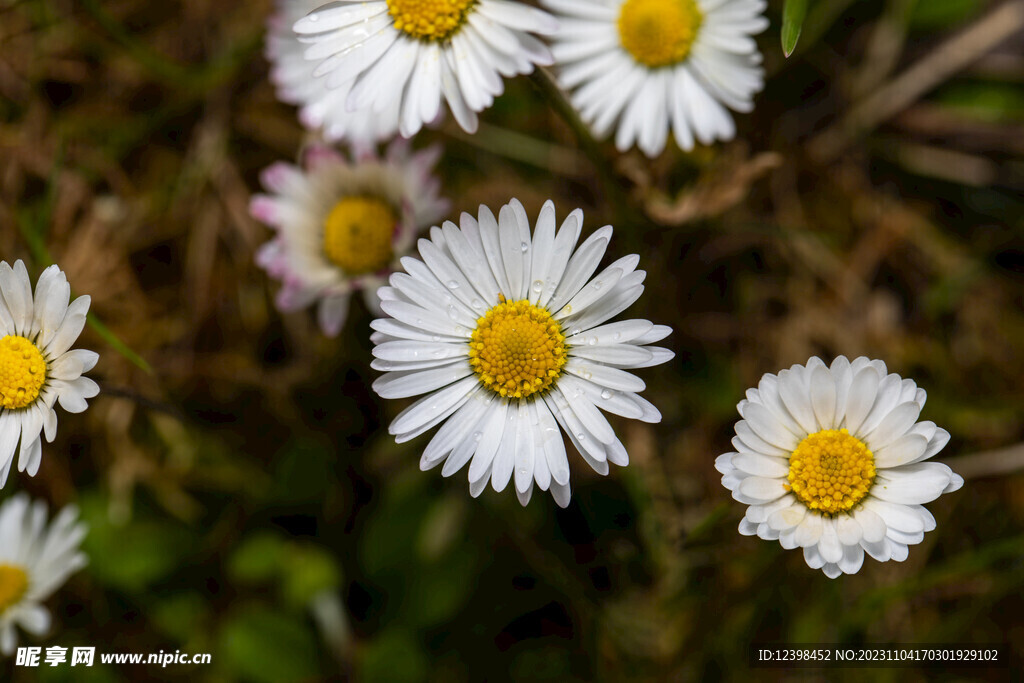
0 494 87 656
267 0 401 143
716 356 964 578
251 140 449 336
0 261 99 488
291 0 559 138
370 198 673 506
541 0 768 156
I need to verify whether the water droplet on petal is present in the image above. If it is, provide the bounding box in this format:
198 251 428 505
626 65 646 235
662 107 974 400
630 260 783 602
307 13 319 21
447 305 459 320
431 348 447 358
520 242 529 252
416 318 423 325
600 390 613 400
531 280 543 293
432 335 441 342
472 431 483 443
576 433 587 441
587 337 597 346
446 280 460 289
471 298 484 310
592 280 603 290
613 333 622 340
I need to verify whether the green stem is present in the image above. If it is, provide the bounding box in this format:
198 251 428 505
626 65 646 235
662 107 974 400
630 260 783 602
528 67 634 226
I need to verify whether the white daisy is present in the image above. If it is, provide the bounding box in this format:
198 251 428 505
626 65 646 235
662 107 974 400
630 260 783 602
251 140 449 336
716 356 965 578
370 198 673 507
541 0 768 156
0 261 99 488
291 0 559 138
267 0 401 143
0 494 88 656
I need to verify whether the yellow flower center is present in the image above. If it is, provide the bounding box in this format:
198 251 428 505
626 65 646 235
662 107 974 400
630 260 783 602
0 335 47 410
469 295 567 399
0 564 29 614
617 0 703 68
386 0 477 41
322 196 398 276
786 429 876 515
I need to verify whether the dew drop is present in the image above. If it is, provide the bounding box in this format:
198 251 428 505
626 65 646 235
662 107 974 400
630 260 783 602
431 335 441 342
472 431 483 443
446 280 460 289
583 372 592 380
592 280 603 290
531 280 544 293
613 332 622 340
447 305 459 320
416 318 423 325
471 298 484 310
576 433 587 441
520 242 529 252
431 348 448 358
378 361 392 370
587 337 597 346
601 389 613 400
307 13 319 21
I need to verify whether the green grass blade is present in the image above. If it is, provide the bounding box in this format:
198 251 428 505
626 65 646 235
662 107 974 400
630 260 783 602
86 312 154 375
782 0 809 57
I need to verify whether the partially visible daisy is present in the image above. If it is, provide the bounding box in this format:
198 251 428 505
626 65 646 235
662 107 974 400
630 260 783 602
541 0 768 156
0 494 88 656
292 0 559 138
251 140 449 336
716 356 964 578
0 261 99 488
370 198 673 506
267 0 401 143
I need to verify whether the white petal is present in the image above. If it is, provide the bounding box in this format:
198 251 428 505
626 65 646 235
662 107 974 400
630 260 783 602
736 476 786 504
873 433 928 469
809 365 837 430
818 518 843 564
372 363 473 399
843 366 881 435
738 401 800 450
872 463 957 505
864 401 921 450
852 506 887 543
793 513 823 548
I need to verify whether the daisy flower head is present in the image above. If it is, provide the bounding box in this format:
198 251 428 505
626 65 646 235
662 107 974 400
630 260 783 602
0 261 99 488
267 0 401 143
716 356 964 578
291 0 559 138
0 494 88 656
251 140 449 336
541 0 768 156
370 199 673 507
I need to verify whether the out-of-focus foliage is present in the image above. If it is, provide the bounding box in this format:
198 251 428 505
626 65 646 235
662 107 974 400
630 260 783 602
1 0 1023 681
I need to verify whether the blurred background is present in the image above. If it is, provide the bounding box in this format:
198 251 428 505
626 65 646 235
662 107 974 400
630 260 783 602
1 0 1023 680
